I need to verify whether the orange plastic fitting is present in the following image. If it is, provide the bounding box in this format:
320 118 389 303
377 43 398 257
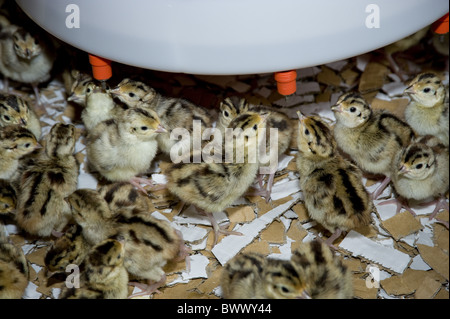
432 13 449 34
88 54 112 81
274 70 297 96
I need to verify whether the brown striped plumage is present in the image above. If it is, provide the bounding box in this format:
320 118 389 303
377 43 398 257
0 93 41 139
60 239 128 299
69 185 187 298
68 188 117 246
385 135 449 218
221 252 309 299
110 78 213 155
44 224 91 273
66 69 93 106
291 240 353 299
97 181 150 215
216 96 250 135
218 97 293 200
15 123 78 237
86 106 164 193
0 224 29 299
296 112 374 246
99 181 188 297
0 125 38 180
332 92 415 199
166 111 268 245
0 17 56 113
0 179 16 214
404 72 449 147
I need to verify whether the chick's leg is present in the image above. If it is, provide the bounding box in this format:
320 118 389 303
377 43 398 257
246 173 271 202
423 197 449 227
379 197 417 216
173 229 192 272
319 229 343 250
371 176 391 200
129 176 164 194
31 83 48 115
197 209 243 246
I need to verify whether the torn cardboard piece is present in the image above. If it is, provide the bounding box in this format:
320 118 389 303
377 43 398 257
380 211 423 241
212 193 301 265
417 244 449 280
339 230 411 274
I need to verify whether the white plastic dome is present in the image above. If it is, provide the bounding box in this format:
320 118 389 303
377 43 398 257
16 0 449 75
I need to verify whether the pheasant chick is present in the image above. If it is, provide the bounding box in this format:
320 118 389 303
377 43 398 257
66 70 93 107
296 111 374 246
44 224 92 274
291 240 353 298
86 107 166 194
404 72 449 146
110 78 212 155
166 111 267 245
15 123 79 237
0 125 39 180
0 224 29 299
382 135 449 220
332 92 415 199
0 21 56 113
68 188 117 246
0 179 16 214
60 239 128 299
221 252 309 299
0 93 41 139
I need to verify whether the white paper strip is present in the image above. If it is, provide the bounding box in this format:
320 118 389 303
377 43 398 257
212 192 301 265
177 224 208 243
181 254 209 280
276 154 295 171
339 230 411 274
270 179 301 201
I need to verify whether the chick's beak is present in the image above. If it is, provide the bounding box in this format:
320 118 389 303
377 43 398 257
296 110 305 121
259 113 269 124
296 290 311 299
331 104 342 113
109 87 120 96
398 165 409 175
155 124 167 133
404 86 415 94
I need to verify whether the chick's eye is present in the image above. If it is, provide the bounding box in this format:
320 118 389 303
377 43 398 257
253 124 258 130
416 164 423 169
349 107 356 112
304 129 309 135
128 92 135 98
423 88 431 93
24 143 31 148
280 286 290 293
223 110 229 117
86 88 91 93
3 115 11 121
140 126 148 131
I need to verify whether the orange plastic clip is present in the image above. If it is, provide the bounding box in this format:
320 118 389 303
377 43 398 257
274 70 297 96
88 54 112 81
432 13 449 34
